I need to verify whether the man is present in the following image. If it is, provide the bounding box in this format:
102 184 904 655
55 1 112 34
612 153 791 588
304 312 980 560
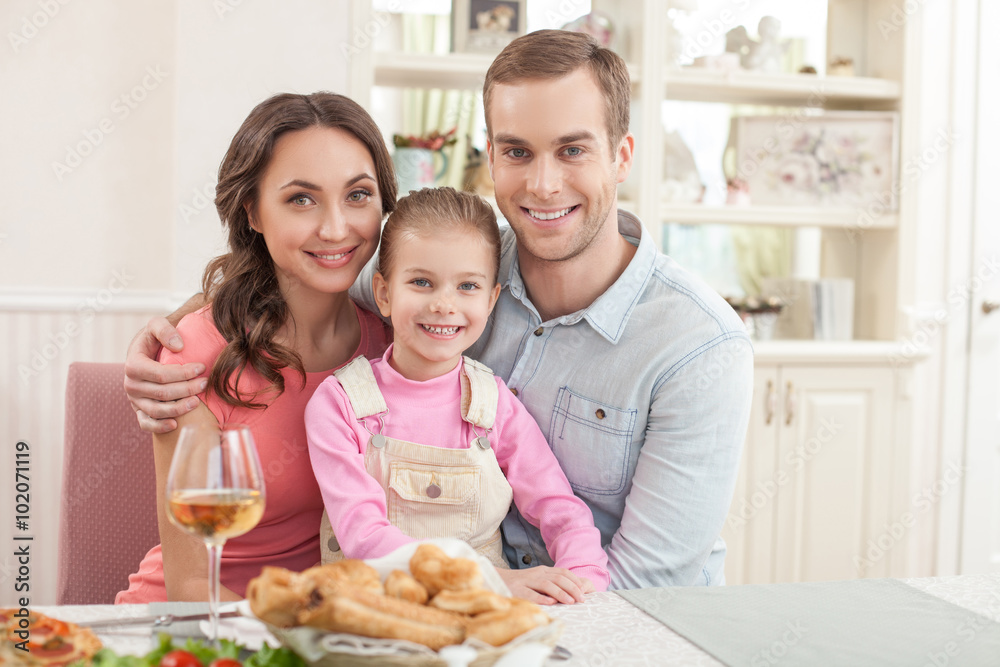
125 30 753 595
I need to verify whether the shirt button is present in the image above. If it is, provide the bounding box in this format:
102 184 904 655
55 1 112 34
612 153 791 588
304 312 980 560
533 327 543 336
522 554 532 565
510 388 518 396
596 409 606 419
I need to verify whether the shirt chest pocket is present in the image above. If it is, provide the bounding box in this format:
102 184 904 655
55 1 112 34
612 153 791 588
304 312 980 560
387 462 481 542
548 387 637 495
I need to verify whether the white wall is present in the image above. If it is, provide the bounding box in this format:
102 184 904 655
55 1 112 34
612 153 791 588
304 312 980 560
1 0 176 291
0 0 353 606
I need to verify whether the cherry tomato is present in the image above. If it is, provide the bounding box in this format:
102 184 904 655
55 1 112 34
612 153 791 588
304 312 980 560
209 660 242 667
160 650 204 667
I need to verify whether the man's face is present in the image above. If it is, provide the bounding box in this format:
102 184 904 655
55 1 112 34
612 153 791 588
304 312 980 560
486 68 633 265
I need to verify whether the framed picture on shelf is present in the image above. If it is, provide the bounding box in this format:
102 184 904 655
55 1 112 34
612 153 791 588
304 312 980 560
452 0 527 54
733 111 900 210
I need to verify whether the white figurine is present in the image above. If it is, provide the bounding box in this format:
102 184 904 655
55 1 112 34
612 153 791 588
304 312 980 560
725 16 788 72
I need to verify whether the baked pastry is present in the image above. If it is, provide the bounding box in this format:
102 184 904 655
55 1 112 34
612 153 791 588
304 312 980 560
245 544 552 652
409 543 483 596
384 569 429 605
304 559 384 596
464 598 551 647
429 589 511 615
297 585 465 650
246 566 312 627
247 559 384 627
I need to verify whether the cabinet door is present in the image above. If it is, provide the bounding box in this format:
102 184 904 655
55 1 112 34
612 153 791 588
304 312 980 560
721 365 780 585
773 366 895 582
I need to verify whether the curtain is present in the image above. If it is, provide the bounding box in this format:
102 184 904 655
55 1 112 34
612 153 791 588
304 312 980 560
401 13 482 191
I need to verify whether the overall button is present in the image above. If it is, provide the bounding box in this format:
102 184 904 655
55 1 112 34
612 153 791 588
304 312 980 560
426 484 442 499
533 327 544 336
475 436 491 450
371 434 386 448
522 554 532 565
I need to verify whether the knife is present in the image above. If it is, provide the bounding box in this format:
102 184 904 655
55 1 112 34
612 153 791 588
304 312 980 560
78 609 245 630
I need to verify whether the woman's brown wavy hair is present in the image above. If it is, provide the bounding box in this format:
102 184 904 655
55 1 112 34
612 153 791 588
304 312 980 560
203 92 397 409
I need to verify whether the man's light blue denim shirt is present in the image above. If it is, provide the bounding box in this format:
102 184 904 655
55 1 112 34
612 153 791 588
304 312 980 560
465 211 753 589
352 210 753 589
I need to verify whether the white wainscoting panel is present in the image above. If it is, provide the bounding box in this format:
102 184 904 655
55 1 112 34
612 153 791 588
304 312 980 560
0 298 166 606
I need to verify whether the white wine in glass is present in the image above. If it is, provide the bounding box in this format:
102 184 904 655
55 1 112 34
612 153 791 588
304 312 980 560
166 423 265 644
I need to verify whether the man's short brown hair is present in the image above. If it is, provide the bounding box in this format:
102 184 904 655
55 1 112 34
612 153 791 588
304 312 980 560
483 29 631 148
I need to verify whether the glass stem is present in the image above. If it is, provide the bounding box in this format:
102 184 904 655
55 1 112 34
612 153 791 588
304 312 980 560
205 540 224 646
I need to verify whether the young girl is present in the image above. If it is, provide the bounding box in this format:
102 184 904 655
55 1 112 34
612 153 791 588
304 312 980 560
305 187 609 604
117 92 395 603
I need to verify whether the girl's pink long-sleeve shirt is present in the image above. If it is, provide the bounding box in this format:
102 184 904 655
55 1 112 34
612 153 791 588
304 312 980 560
304 347 609 591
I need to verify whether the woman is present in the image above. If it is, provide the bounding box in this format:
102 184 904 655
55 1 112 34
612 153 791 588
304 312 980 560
116 92 396 603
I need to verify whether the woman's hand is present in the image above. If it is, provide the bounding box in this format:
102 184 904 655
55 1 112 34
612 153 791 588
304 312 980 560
496 566 594 605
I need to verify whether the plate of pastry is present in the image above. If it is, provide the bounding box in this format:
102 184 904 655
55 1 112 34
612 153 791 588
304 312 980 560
244 538 562 666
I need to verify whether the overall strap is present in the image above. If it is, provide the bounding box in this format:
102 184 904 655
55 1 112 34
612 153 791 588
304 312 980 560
332 356 387 419
460 357 498 430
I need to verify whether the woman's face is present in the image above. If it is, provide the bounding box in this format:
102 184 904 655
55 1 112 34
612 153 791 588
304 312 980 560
249 126 382 299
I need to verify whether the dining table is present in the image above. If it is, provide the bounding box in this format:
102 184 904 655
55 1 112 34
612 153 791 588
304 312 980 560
34 571 1000 666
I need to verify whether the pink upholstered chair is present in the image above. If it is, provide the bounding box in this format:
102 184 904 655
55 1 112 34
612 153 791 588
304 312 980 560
58 362 159 604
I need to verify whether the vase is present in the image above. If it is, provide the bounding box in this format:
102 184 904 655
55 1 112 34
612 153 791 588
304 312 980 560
393 147 449 197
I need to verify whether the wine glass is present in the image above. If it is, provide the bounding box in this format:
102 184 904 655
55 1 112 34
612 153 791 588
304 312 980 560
165 423 266 644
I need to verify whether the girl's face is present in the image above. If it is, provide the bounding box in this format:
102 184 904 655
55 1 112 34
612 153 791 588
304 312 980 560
250 126 382 300
373 228 501 381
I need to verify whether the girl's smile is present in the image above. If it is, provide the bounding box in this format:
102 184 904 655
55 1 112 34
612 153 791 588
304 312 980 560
373 228 501 382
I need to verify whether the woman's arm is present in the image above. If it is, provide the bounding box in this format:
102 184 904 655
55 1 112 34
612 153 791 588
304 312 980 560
153 401 240 602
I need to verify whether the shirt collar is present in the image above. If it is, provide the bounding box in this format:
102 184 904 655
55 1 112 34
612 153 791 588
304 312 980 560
498 209 657 344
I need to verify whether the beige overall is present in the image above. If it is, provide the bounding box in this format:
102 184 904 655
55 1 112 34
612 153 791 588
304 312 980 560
320 356 514 569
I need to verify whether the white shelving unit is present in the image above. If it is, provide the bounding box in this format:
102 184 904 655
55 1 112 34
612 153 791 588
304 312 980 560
660 204 896 228
662 68 901 105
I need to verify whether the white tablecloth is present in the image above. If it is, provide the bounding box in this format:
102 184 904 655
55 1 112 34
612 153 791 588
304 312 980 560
35 572 1000 666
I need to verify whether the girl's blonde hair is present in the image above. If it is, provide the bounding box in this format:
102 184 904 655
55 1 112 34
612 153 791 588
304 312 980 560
378 187 501 283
